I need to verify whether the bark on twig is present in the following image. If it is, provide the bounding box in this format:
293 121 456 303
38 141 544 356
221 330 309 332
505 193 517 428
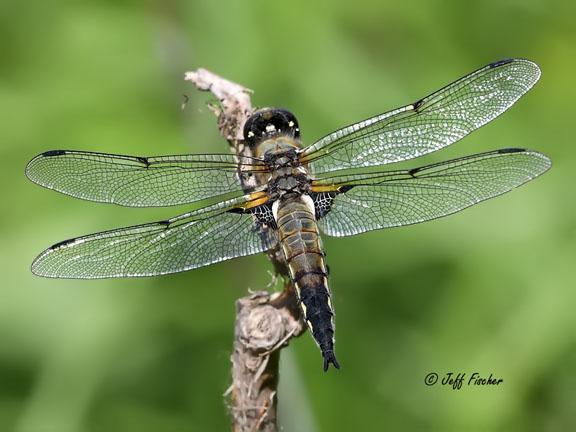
185 69 305 432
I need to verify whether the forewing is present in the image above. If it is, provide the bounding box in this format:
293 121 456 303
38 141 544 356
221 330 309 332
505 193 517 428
302 59 541 174
31 196 277 278
314 149 550 237
26 150 265 207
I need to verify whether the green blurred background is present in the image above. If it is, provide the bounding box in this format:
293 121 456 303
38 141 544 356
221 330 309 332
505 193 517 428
2 0 574 431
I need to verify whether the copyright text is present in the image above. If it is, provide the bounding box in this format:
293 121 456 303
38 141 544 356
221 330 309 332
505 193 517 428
424 372 503 389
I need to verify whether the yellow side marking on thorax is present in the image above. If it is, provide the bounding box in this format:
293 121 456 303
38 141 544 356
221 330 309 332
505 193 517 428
310 184 342 193
238 191 270 209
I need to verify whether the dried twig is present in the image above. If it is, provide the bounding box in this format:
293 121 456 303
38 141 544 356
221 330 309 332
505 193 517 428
185 69 305 432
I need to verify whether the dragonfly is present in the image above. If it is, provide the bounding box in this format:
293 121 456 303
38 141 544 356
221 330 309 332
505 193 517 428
26 58 551 371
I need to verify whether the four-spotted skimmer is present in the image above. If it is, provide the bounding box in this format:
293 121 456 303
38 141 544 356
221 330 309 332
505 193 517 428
26 58 550 371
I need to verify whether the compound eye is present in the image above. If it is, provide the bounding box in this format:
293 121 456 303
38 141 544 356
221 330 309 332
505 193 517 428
273 109 299 137
243 112 263 147
243 108 301 147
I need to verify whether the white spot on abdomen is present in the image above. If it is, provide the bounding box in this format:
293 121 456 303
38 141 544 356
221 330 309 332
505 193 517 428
272 200 280 222
301 194 315 215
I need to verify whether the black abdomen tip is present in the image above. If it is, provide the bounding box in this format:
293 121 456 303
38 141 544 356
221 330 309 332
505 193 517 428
322 351 340 372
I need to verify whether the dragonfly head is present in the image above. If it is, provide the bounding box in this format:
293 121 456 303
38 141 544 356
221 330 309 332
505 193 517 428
244 108 301 153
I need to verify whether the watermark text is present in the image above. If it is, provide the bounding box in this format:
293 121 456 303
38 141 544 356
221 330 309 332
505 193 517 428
424 372 503 389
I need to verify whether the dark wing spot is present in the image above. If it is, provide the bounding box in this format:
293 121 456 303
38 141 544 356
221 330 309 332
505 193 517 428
42 150 67 157
228 207 246 214
50 238 76 250
497 148 525 154
136 156 150 167
413 99 425 112
248 203 276 227
489 58 514 68
408 167 421 177
338 185 354 193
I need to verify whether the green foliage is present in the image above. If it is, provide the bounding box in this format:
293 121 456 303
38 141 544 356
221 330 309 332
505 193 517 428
1 0 574 430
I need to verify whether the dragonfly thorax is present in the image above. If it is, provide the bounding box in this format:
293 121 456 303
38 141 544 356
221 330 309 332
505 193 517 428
265 148 311 198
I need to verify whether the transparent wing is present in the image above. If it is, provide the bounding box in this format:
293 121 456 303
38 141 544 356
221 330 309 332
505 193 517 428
314 149 551 237
302 59 541 174
31 196 277 279
26 150 266 207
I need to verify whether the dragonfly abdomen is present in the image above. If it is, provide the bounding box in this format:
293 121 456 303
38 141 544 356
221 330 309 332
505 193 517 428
273 194 340 371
